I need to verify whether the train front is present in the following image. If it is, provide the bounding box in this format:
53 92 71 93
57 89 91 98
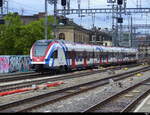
30 40 53 72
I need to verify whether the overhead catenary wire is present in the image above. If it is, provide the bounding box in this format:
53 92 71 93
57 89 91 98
11 0 42 12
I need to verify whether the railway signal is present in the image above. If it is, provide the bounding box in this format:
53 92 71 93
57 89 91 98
0 0 3 7
61 0 66 6
117 17 123 23
117 0 123 5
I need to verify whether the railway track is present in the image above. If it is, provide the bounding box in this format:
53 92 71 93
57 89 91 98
0 64 140 83
0 64 140 92
0 72 42 83
82 78 150 112
0 65 149 112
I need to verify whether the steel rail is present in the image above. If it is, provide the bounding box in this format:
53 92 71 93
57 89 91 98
121 87 150 112
82 78 150 112
0 64 138 92
0 66 149 112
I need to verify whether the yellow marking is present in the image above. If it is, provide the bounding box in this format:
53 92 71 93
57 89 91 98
65 90 76 93
80 87 87 90
123 68 128 70
132 90 140 93
136 73 143 77
124 94 133 97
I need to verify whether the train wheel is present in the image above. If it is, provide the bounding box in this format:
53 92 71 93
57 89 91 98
65 65 70 73
59 66 65 73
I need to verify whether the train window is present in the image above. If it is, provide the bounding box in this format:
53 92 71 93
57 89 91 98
90 52 93 58
54 51 58 58
66 51 69 59
87 52 90 61
76 51 79 61
70 51 76 59
34 44 48 57
50 51 58 58
68 51 72 59
83 51 87 58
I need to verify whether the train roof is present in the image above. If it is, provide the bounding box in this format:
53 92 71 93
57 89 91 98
35 39 137 53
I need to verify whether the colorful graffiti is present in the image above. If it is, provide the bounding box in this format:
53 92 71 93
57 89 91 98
0 56 9 73
0 55 31 73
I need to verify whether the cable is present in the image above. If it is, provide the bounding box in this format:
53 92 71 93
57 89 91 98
10 0 42 12
5 7 39 14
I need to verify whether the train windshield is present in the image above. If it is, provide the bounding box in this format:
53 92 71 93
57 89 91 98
34 41 51 57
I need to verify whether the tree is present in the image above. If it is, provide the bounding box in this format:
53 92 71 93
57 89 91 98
0 13 55 55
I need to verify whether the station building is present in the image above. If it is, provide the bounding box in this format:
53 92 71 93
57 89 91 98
16 12 113 46
89 27 112 46
55 18 91 44
55 16 113 46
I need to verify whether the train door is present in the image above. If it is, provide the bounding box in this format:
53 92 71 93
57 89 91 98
100 51 103 64
71 50 76 68
92 49 95 66
58 48 66 66
83 51 87 67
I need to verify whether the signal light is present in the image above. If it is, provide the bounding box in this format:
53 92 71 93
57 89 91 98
61 0 66 6
117 17 123 23
0 0 3 7
117 0 123 5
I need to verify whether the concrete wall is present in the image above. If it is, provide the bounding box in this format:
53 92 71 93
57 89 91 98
0 55 31 73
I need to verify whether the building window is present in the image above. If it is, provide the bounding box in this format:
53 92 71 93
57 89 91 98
91 35 96 42
59 33 65 40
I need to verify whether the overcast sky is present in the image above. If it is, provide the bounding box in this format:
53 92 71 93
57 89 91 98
6 0 150 31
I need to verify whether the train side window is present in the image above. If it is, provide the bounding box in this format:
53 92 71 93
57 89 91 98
90 52 93 58
54 51 58 58
72 51 76 59
83 51 87 58
87 52 90 61
51 50 58 59
66 51 70 59
80 52 83 61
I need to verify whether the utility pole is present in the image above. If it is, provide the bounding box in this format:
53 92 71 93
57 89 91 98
0 0 3 17
107 0 117 46
47 0 58 39
5 0 8 14
112 1 116 46
130 15 133 47
77 0 81 17
54 0 57 39
45 0 48 40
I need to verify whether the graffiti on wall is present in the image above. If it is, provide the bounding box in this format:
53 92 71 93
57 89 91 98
9 56 31 73
0 55 31 73
0 57 9 73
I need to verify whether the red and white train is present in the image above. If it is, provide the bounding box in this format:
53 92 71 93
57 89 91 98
30 40 138 72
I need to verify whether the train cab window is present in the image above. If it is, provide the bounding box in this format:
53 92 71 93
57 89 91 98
34 41 50 57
